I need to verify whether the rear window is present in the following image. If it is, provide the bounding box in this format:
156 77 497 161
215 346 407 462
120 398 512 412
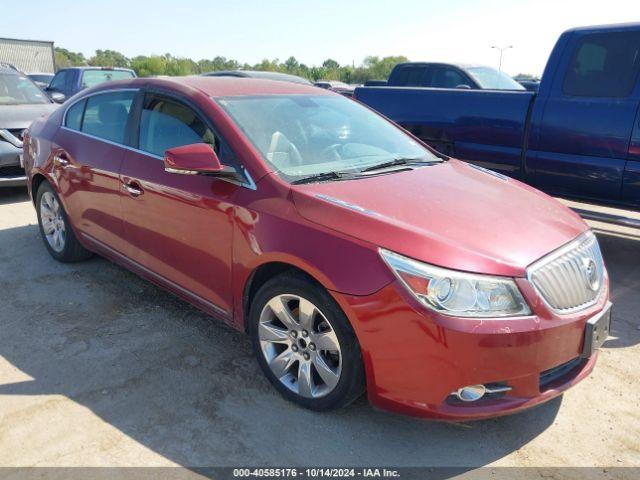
81 70 135 89
563 31 640 97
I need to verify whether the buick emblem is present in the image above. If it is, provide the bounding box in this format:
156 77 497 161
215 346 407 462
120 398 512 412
581 258 600 292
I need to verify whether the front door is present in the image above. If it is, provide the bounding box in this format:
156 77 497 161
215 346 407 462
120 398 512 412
530 30 640 202
119 92 242 316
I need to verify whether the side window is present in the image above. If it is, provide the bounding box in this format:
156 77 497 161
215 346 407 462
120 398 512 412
81 91 135 143
563 31 640 97
49 71 67 91
65 99 86 130
138 95 218 157
393 66 427 87
433 68 472 89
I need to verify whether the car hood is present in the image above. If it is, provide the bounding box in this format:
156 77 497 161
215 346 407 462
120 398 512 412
0 103 58 129
291 160 588 277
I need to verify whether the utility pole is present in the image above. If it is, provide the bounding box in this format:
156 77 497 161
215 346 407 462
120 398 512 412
491 45 513 72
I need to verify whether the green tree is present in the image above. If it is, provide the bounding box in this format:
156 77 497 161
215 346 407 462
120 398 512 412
55 44 410 82
362 55 408 81
164 54 198 76
130 55 167 77
284 56 299 72
514 73 540 81
54 47 86 68
322 59 340 70
88 49 130 68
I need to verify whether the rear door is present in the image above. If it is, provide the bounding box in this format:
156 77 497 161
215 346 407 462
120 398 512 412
54 89 137 253
531 29 640 202
119 90 246 317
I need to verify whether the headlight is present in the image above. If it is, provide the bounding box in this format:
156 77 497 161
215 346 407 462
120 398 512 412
380 249 531 318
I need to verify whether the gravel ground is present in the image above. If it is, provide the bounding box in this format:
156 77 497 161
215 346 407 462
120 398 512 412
0 187 638 469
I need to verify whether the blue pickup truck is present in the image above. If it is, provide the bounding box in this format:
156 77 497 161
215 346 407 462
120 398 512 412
355 23 640 209
44 67 136 103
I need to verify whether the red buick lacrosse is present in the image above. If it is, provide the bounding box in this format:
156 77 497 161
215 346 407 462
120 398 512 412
23 77 611 420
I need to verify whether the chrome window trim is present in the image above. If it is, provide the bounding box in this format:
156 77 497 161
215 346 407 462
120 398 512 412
59 87 258 190
526 231 604 315
62 88 140 127
60 126 162 159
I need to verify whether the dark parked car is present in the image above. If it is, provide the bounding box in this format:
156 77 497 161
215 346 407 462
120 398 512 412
0 63 57 186
45 67 136 103
202 70 312 85
24 76 610 420
516 79 541 92
314 80 356 97
384 62 525 90
27 73 54 89
355 23 640 210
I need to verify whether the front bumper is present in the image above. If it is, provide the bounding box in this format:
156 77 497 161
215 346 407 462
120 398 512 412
0 141 26 187
336 276 610 421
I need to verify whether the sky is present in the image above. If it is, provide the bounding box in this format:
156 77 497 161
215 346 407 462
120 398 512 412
1 0 639 76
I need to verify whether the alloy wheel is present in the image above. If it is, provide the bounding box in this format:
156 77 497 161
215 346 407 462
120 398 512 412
40 191 66 253
258 294 342 398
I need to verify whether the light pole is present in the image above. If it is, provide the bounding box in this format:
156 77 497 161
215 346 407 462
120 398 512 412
491 45 513 72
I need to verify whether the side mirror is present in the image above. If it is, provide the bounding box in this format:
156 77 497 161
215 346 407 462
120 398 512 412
164 143 236 176
49 91 66 103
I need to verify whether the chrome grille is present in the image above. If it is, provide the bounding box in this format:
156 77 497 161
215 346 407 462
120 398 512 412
527 232 605 313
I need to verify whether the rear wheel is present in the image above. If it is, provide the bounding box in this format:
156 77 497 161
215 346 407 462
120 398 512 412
36 181 92 262
249 272 365 410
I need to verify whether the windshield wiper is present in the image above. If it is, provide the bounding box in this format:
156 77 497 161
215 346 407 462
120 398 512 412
360 156 441 173
291 170 357 185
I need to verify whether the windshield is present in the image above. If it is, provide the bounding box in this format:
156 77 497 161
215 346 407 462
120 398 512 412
28 74 54 84
217 95 439 182
81 70 135 88
0 73 50 105
466 67 525 90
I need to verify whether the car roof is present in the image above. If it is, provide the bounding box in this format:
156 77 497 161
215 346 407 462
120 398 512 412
203 70 312 85
395 62 486 70
59 66 135 72
564 22 640 34
93 76 333 98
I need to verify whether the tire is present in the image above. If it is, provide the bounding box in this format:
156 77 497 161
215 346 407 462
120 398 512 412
36 181 92 263
249 271 366 411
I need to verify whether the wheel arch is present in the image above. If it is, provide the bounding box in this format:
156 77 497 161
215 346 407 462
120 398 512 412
241 260 327 333
31 172 49 205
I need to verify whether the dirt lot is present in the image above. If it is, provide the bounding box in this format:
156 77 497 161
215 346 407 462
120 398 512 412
0 187 639 469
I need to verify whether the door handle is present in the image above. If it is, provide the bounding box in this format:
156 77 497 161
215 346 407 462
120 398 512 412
123 180 143 197
53 151 69 166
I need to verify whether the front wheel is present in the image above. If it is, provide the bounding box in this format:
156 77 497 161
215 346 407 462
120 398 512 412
36 181 92 262
249 272 366 411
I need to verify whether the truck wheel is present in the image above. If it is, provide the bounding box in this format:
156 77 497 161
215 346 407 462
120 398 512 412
249 272 366 411
36 181 92 262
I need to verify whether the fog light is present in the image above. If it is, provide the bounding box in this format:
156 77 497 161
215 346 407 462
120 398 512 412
455 385 486 402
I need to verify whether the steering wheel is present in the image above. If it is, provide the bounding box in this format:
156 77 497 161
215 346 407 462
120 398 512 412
289 141 304 166
321 144 343 161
